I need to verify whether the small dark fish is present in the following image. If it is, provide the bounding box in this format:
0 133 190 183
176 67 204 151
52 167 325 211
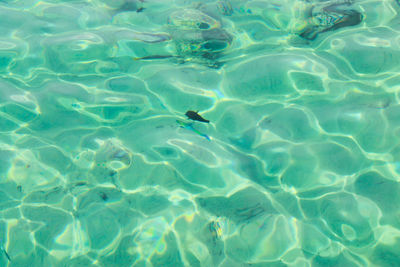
185 110 209 123
75 182 87 187
99 192 108 201
136 7 145 13
134 55 174 61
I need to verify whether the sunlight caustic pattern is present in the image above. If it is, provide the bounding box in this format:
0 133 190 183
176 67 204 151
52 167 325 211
0 0 400 266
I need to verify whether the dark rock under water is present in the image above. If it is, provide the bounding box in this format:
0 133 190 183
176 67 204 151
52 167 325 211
299 1 363 40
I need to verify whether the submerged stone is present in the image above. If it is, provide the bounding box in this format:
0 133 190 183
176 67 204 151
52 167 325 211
297 1 363 40
167 8 233 67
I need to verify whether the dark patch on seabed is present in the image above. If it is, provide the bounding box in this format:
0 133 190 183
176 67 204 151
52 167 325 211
299 1 363 40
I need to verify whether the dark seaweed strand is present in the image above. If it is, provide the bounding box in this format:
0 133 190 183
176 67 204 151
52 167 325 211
2 248 11 261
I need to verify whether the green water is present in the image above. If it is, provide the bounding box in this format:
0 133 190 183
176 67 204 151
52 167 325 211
0 0 400 266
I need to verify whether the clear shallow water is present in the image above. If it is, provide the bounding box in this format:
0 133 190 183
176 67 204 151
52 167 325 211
0 0 400 266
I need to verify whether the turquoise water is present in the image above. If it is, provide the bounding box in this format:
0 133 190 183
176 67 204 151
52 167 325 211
0 0 400 266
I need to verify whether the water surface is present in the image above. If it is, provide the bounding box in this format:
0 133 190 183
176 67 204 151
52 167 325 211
0 0 400 266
